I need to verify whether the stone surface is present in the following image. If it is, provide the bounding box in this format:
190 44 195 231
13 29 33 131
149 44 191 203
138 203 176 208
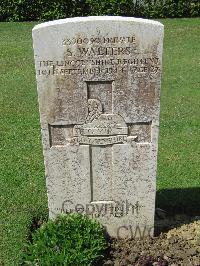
32 16 164 238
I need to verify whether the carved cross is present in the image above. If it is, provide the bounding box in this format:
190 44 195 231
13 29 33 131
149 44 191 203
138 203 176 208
49 81 151 203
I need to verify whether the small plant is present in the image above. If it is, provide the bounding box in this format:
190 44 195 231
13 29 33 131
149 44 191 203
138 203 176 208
21 213 108 265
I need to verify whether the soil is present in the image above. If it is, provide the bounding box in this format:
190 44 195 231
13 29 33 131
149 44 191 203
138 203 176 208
101 216 200 266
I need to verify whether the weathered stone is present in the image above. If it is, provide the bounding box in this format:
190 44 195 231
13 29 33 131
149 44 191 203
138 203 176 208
32 16 164 238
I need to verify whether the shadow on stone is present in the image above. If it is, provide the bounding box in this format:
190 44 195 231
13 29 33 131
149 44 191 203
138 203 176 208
155 187 200 235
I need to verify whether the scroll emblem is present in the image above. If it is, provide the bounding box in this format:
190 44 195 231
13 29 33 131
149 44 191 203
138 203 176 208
72 99 135 145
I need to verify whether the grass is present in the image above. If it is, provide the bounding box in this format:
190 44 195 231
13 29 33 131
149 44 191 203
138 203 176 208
156 18 200 211
0 18 200 265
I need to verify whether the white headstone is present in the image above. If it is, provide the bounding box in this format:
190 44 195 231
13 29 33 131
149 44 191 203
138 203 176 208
32 16 164 238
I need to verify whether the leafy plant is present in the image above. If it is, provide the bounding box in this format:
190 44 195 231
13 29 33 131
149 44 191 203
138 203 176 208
1 0 199 21
21 213 108 265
